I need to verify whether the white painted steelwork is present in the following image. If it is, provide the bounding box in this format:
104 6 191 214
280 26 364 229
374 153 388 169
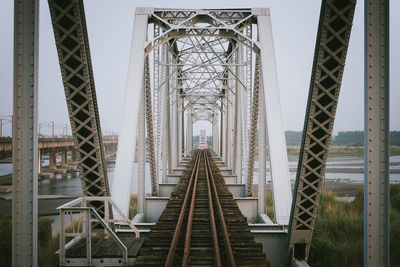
112 8 149 217
257 9 292 225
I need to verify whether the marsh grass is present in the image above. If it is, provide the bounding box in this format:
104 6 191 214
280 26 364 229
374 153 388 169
129 194 138 219
1 187 399 266
309 184 400 266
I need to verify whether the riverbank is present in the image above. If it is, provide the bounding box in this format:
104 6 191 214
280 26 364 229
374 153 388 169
286 145 400 156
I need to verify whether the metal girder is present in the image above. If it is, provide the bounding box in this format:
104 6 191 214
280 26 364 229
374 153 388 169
364 0 389 265
48 0 110 214
12 0 39 265
247 56 261 197
258 8 292 225
145 57 158 196
288 0 356 259
112 8 148 217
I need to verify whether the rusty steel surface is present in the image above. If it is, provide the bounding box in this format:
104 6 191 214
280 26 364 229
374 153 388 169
136 150 269 266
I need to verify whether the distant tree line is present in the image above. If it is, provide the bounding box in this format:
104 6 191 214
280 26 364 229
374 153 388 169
285 130 400 146
192 131 400 147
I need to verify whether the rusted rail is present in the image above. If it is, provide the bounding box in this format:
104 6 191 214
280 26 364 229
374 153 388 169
165 152 201 267
204 151 222 267
205 151 236 267
136 150 269 266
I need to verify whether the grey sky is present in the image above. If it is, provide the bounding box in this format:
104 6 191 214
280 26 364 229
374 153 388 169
0 0 398 137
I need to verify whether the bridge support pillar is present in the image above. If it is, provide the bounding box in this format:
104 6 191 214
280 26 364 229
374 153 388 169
71 149 77 163
38 149 42 175
49 150 57 170
61 150 68 166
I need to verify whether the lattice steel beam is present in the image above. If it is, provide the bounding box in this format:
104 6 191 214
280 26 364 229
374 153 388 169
48 1 110 216
247 56 261 197
145 57 158 196
288 0 356 259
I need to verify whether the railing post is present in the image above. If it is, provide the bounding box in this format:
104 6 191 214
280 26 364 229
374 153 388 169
60 210 65 266
86 210 91 266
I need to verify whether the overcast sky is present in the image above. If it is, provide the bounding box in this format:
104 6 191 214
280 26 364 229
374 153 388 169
0 0 398 137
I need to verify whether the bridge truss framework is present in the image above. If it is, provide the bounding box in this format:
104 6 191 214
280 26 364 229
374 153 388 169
11 0 390 266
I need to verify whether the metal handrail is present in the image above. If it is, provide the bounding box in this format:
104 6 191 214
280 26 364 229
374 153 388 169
59 206 128 266
57 196 140 238
57 196 141 266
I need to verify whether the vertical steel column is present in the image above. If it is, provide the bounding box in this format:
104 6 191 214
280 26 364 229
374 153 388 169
166 52 173 174
138 82 145 214
237 47 243 184
188 116 193 152
174 91 179 167
233 47 243 183
258 86 267 214
257 9 292 225
220 103 224 158
112 8 148 216
145 57 158 196
232 49 239 174
212 115 219 157
247 56 261 196
153 25 161 184
186 110 193 153
364 0 389 265
162 48 169 181
12 0 39 266
225 93 231 168
181 99 185 158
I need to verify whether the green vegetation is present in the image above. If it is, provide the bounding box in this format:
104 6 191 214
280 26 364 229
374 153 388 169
129 194 138 219
0 215 59 266
285 130 400 147
286 145 400 157
1 188 399 266
308 184 400 266
308 191 363 266
0 194 140 266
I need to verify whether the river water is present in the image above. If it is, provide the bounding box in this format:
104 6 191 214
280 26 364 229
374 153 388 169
0 155 399 197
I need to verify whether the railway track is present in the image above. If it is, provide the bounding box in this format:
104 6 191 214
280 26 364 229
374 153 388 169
136 150 269 266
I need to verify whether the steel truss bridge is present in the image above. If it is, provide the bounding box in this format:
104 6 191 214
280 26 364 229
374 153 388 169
11 0 390 266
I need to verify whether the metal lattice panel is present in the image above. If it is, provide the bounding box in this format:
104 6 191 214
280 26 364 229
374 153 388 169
145 57 158 196
48 0 110 204
246 56 260 196
288 0 356 254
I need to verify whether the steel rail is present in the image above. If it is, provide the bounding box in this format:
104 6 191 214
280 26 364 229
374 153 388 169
165 151 201 267
204 152 222 267
205 152 236 267
181 150 202 266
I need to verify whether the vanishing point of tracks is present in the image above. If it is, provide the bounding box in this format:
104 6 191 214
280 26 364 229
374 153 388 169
136 150 269 266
